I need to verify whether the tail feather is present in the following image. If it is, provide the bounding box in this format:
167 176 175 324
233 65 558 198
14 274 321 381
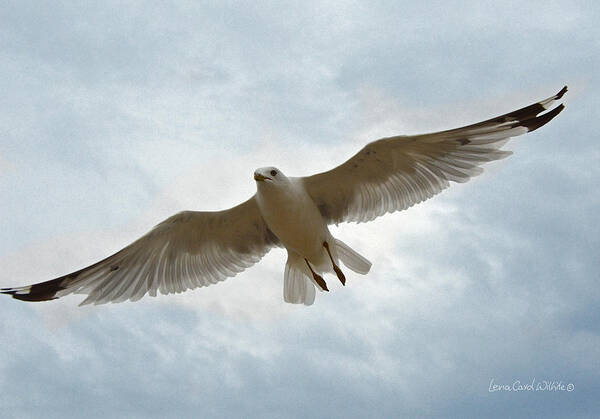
284 251 316 305
335 239 371 275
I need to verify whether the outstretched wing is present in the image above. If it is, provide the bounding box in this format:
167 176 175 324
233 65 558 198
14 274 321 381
2 196 280 305
302 86 567 224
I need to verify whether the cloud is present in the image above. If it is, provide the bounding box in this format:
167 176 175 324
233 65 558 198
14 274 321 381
1 1 598 418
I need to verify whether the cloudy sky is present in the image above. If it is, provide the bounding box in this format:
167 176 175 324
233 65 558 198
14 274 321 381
1 1 598 417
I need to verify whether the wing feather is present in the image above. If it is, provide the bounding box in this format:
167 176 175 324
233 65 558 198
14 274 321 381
1 196 280 305
302 87 567 224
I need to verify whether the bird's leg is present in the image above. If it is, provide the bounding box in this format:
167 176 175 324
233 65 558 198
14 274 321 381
305 259 328 291
323 241 346 286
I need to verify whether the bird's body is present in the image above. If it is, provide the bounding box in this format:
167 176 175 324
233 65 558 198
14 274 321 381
2 86 568 306
255 171 328 262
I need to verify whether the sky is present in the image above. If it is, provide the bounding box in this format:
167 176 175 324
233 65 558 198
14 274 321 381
1 1 598 418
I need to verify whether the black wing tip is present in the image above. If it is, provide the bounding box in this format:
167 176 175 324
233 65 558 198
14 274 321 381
507 87 567 132
1 278 65 302
524 103 565 132
501 86 568 125
1 290 59 302
555 85 568 100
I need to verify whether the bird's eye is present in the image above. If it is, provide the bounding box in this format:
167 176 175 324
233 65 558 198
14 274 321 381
270 170 277 176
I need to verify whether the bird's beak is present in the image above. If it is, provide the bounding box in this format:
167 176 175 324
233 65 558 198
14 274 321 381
254 173 270 182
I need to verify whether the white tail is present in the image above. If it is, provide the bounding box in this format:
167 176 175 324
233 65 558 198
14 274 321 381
334 239 372 274
283 251 316 305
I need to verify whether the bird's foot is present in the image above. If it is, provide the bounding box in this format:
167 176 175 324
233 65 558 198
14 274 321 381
323 241 346 286
305 258 329 291
333 266 346 286
312 273 329 292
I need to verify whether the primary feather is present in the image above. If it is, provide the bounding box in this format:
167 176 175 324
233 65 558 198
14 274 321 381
2 197 279 305
302 87 566 224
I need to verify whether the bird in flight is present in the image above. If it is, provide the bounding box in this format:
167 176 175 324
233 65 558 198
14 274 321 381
2 87 567 306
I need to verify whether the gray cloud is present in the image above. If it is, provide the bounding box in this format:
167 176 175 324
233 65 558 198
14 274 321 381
1 1 598 418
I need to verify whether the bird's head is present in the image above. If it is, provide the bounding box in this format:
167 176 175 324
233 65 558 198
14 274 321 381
254 167 287 187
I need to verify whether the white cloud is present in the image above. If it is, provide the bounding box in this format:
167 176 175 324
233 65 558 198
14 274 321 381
1 1 598 418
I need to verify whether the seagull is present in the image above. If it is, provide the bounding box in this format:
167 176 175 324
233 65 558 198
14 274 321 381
2 87 567 306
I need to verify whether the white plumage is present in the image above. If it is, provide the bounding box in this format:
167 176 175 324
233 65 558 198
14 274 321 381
1 87 567 306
